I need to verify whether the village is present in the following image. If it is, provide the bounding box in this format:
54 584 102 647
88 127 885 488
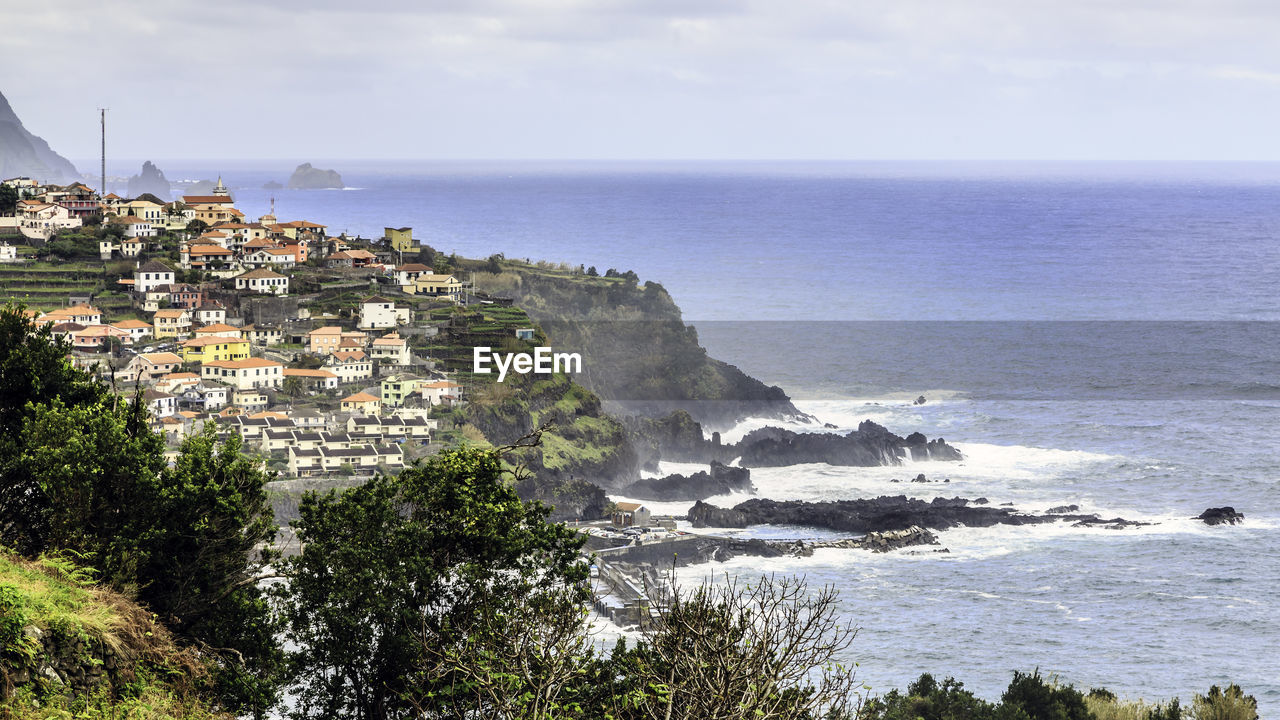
0 174 521 480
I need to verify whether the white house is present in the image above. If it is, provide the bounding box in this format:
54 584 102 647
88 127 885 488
200 357 284 390
326 350 374 383
234 268 289 295
123 352 183 383
0 243 16 262
134 260 176 293
357 295 411 330
370 332 411 366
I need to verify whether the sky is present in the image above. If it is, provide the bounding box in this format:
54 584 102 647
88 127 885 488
4 0 1280 162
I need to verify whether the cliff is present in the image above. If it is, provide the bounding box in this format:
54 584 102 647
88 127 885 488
287 162 343 189
0 91 81 183
470 262 803 429
126 160 171 200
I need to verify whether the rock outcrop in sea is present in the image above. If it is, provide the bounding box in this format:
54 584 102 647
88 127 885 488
0 90 81 183
1195 506 1244 525
288 162 344 189
126 161 170 200
687 495 1148 533
618 461 752 501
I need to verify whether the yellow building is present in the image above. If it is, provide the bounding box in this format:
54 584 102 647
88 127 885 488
152 309 192 339
179 336 251 364
409 273 463 300
385 226 414 253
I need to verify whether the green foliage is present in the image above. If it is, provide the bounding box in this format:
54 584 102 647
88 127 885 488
861 673 997 720
0 183 18 214
0 303 108 554
18 395 167 590
1086 690 1184 720
1190 685 1257 720
137 424 283 715
997 670 1092 720
279 446 589 720
40 233 102 260
186 219 209 234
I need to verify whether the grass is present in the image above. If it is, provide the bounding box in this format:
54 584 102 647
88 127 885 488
0 552 119 651
4 679 231 719
0 549 207 699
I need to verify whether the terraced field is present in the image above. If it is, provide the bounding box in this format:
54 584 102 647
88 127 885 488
0 257 112 311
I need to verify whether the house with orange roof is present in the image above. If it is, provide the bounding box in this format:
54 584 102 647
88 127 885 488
110 319 152 343
181 243 235 269
283 368 339 391
70 324 131 350
153 308 193 338
370 332 411 366
154 372 203 395
326 349 374 383
200 357 284 390
110 215 157 238
124 352 184 383
194 322 240 339
340 391 381 415
395 263 433 287
307 326 344 355
242 246 297 270
420 380 464 406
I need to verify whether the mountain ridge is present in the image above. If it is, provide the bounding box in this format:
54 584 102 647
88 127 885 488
0 90 82 183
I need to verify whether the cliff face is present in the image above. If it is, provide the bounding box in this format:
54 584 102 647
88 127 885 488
471 265 802 429
287 162 343 189
0 91 81 183
126 160 171 200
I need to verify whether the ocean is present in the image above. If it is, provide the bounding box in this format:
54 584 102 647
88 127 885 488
118 159 1280 710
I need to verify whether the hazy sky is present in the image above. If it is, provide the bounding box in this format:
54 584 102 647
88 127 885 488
5 0 1280 161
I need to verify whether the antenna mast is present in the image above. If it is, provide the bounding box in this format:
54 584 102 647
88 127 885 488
98 108 106 196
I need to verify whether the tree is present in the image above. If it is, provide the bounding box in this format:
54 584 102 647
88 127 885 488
586 266 598 277
601 573 861 720
187 218 210 234
279 446 589 720
0 303 108 554
0 183 20 215
281 375 306 398
17 394 167 588
139 424 283 716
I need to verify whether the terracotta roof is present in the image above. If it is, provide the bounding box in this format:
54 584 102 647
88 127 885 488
154 309 189 319
396 263 432 273
140 352 183 364
284 368 337 378
111 319 151 329
248 411 289 420
422 381 461 389
332 350 368 361
342 392 379 403
182 336 244 347
237 268 286 280
160 372 201 381
308 326 343 336
195 323 240 334
373 333 405 346
187 244 233 255
615 502 645 512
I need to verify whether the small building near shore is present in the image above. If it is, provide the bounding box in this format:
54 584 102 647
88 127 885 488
612 502 651 528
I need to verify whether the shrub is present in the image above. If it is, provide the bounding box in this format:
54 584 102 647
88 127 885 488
1190 685 1257 720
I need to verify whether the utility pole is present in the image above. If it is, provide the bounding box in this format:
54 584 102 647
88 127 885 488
98 108 107 196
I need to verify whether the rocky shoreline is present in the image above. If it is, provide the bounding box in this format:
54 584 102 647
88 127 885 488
687 495 1151 533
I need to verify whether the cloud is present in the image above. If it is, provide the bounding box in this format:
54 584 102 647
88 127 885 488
5 0 1280 159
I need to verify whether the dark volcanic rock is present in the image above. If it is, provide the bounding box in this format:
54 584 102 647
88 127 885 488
0 91 81 183
688 495 1148 534
734 420 962 467
288 162 344 189
619 461 752 501
126 161 170 200
1195 507 1244 525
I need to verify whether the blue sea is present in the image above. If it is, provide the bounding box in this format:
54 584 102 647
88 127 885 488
119 159 1280 710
